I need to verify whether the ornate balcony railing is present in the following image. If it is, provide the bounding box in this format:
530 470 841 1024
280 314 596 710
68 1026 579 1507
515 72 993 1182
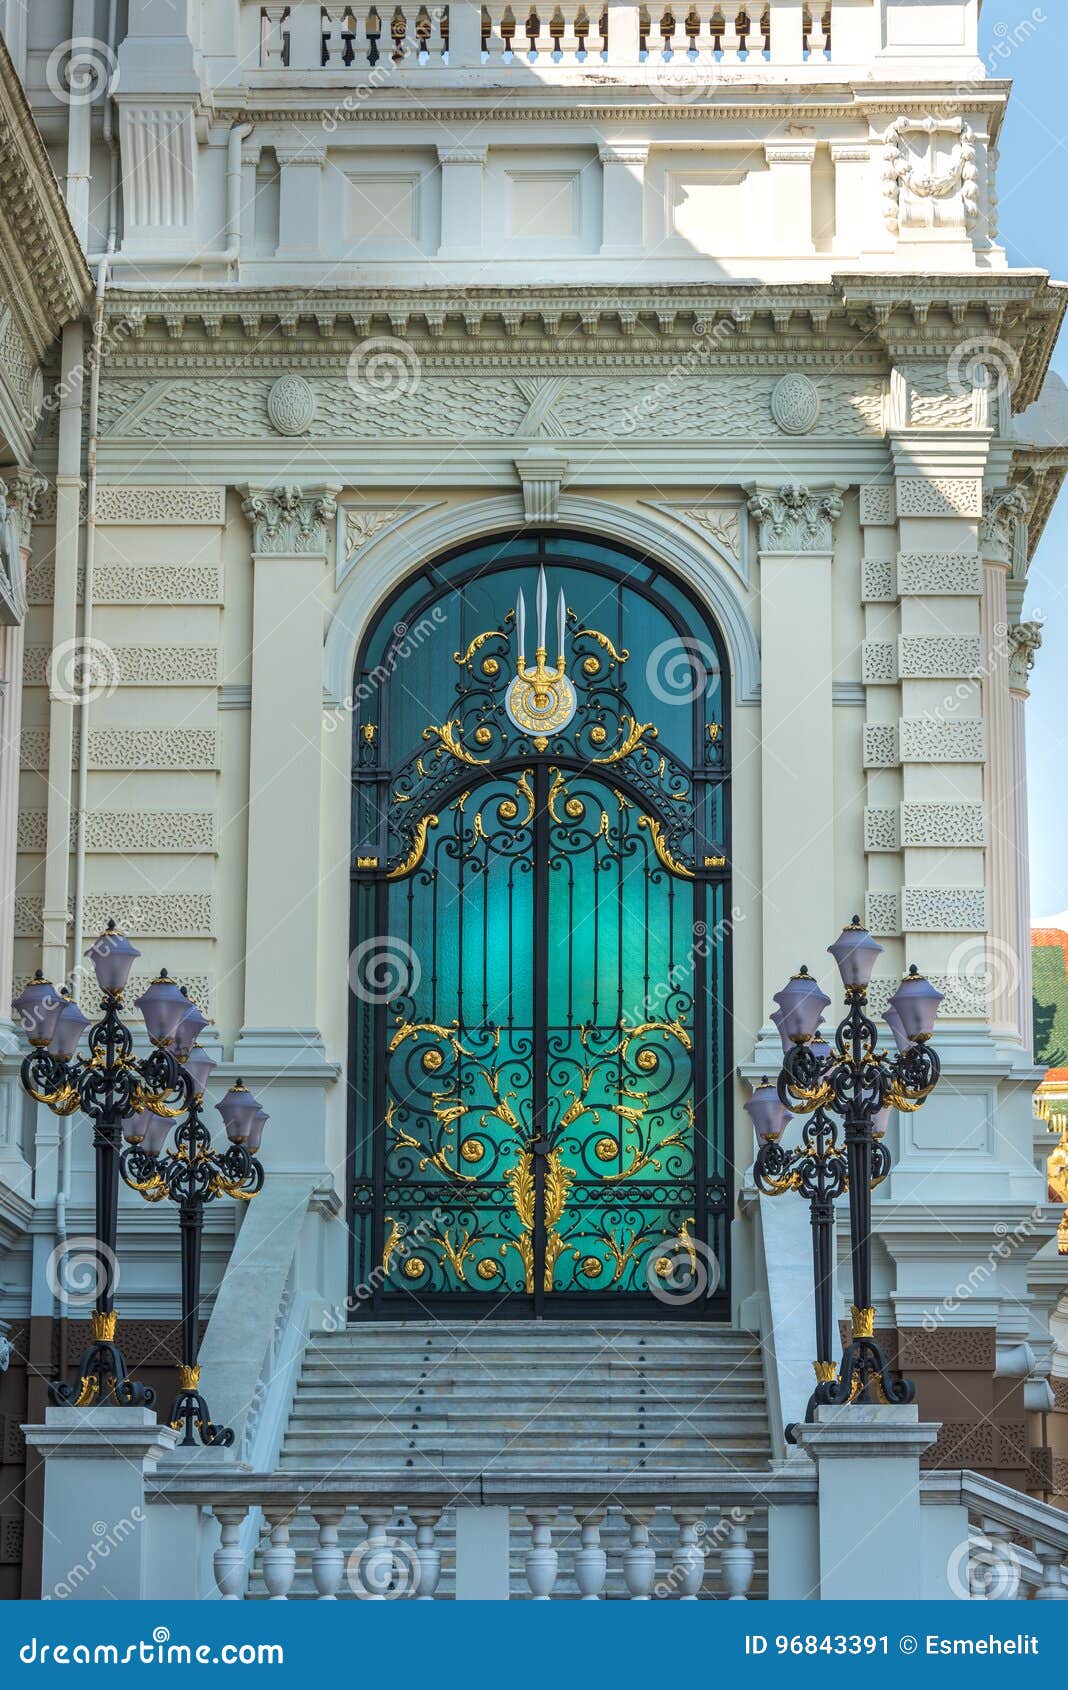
254 0 836 72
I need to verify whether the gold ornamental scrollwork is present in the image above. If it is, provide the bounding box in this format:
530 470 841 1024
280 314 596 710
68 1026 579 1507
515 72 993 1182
386 813 439 880
637 815 694 879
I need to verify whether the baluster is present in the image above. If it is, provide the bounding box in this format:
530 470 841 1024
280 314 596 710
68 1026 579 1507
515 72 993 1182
213 1507 249 1601
574 5 590 59
691 3 715 62
720 3 741 58
311 1507 345 1600
527 4 551 56
976 1517 1019 1601
391 5 409 61
709 4 724 55
340 4 361 64
525 1509 558 1599
262 1510 297 1601
757 0 770 54
574 1510 607 1599
484 3 508 58
410 1508 442 1600
360 1506 396 1598
438 4 454 60
657 3 677 56
1033 1540 1068 1600
720 1511 755 1600
622 1509 656 1600
673 1509 706 1600
557 3 581 61
319 6 335 63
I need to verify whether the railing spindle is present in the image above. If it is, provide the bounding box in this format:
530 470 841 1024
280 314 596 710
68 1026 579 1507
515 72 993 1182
574 1509 607 1599
262 1510 297 1600
673 1508 706 1599
411 1508 442 1599
720 1510 755 1600
311 1507 346 1600
525 1509 559 1599
213 1506 250 1601
622 1508 656 1599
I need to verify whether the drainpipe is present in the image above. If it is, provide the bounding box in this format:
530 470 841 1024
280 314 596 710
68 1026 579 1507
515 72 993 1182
87 120 253 276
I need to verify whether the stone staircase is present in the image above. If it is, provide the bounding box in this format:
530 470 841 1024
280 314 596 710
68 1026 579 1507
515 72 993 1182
250 1321 773 1598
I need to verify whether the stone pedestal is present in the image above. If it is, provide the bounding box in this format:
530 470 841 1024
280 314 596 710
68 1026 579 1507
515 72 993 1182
24 1409 178 1600
789 1405 944 1600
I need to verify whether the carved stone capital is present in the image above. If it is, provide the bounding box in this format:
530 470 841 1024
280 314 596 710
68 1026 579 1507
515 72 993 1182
0 470 44 624
746 481 844 553
436 146 487 165
514 451 567 524
1 469 47 549
980 484 1030 571
598 144 650 167
1008 621 1043 692
242 484 339 555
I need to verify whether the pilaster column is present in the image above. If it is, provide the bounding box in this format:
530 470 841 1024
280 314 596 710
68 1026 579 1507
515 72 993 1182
43 327 86 983
598 145 648 255
748 483 843 1000
276 145 326 257
763 142 815 251
0 472 42 1017
980 549 1015 1042
238 486 338 1052
886 432 989 1029
829 143 871 255
1009 622 1042 1054
436 147 486 257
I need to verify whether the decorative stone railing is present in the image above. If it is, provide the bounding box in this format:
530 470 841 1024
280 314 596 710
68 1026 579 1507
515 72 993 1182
253 0 842 72
147 1471 813 1600
924 1470 1068 1601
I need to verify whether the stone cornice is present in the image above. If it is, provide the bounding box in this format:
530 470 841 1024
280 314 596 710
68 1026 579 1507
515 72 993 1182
209 83 1010 131
0 33 91 357
99 276 1062 405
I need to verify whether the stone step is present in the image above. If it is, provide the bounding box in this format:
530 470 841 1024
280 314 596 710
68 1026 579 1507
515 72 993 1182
287 1372 763 1399
285 1409 769 1433
287 1392 763 1419
277 1450 773 1472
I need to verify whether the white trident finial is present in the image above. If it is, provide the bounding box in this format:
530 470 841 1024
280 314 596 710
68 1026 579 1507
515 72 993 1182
505 567 576 738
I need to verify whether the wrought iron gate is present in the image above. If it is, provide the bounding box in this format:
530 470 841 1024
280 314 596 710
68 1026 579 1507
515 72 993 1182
348 535 732 1317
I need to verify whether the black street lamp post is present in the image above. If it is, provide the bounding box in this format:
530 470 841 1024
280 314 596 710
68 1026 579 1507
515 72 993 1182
121 1039 267 1447
746 919 943 1422
13 922 196 1408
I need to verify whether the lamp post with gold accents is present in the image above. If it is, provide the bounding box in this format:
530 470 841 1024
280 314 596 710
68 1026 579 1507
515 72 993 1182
747 919 943 1422
121 1048 267 1447
12 920 197 1409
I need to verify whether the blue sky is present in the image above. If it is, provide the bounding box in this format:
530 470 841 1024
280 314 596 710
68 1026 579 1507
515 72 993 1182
981 2 1068 915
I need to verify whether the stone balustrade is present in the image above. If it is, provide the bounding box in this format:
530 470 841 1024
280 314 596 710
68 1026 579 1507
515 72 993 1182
924 1471 1068 1601
252 0 862 74
146 1471 814 1600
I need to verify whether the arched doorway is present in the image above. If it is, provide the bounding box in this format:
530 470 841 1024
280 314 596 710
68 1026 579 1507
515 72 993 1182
348 532 732 1317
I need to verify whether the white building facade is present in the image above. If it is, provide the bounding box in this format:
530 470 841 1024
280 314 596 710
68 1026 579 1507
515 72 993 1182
0 0 1067 1600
